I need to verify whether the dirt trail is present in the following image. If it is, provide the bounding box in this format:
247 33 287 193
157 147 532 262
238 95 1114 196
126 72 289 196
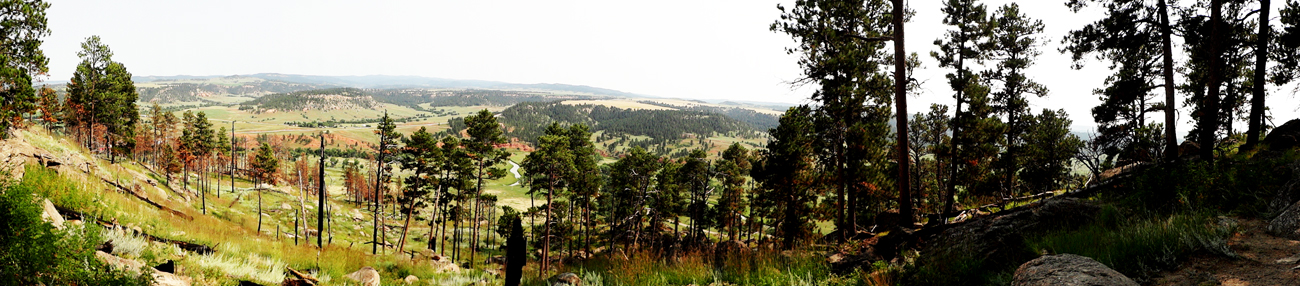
1154 218 1300 285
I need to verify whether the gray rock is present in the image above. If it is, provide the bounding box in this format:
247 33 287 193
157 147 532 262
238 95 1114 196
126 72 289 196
924 197 1100 269
1269 198 1300 239
1011 254 1138 286
40 199 64 229
344 266 381 286
1263 119 1300 151
550 272 580 286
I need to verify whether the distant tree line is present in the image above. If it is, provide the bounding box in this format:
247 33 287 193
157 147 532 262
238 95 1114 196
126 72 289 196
498 101 755 146
637 100 781 130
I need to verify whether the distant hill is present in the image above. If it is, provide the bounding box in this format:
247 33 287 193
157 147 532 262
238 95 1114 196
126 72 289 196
242 73 645 98
132 76 335 104
238 88 379 113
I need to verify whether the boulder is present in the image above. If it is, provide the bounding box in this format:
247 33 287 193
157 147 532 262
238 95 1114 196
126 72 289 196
95 251 145 273
1179 141 1201 158
344 266 381 286
403 275 419 284
40 199 65 229
549 272 581 286
1263 119 1300 151
153 271 193 286
430 255 460 273
1269 199 1300 240
1268 161 1300 215
1011 254 1138 286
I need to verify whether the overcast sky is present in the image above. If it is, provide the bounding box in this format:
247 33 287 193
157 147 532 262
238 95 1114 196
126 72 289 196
40 0 1299 132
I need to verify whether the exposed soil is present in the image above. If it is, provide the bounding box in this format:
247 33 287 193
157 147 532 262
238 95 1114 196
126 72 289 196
1153 218 1300 286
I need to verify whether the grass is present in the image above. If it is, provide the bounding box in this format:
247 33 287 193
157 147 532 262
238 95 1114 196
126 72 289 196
12 129 501 285
1025 211 1235 282
530 249 858 286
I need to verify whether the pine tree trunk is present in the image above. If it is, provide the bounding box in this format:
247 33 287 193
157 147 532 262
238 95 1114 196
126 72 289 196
1245 0 1272 150
1160 0 1180 160
1200 0 1225 161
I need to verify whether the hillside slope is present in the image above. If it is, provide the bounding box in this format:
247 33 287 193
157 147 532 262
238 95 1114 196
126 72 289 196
0 128 495 285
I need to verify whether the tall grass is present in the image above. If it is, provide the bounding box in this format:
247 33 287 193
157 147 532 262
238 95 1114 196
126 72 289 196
533 249 857 286
1026 213 1235 282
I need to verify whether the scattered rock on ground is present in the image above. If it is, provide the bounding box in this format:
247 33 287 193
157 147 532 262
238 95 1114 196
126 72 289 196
344 266 381 286
1011 254 1138 286
549 272 581 286
403 275 418 284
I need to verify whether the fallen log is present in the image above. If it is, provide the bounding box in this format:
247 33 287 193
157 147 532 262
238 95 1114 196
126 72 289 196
52 205 215 255
99 177 193 221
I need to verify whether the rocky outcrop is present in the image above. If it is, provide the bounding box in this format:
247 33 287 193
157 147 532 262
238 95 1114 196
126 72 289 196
1270 201 1300 239
1263 119 1300 151
1268 161 1300 238
344 266 381 286
923 197 1101 270
1011 254 1138 286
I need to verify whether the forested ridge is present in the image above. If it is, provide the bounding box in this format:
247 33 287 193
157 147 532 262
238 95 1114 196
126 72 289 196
136 77 332 103
498 101 759 145
238 88 379 112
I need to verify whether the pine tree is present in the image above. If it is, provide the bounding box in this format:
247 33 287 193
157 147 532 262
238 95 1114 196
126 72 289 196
715 143 751 240
985 3 1048 197
251 142 279 233
773 0 900 236
755 106 818 249
1065 0 1182 161
0 0 50 139
397 126 440 253
521 122 574 275
371 112 401 255
564 124 603 254
461 109 508 266
932 0 992 219
1020 109 1085 193
66 36 138 161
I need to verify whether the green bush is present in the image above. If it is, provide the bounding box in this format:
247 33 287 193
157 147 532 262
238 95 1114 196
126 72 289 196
0 175 152 285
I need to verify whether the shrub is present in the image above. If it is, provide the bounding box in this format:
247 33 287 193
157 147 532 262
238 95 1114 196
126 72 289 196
0 175 152 286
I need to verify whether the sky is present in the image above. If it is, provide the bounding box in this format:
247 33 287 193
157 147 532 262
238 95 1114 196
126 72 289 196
39 0 1300 132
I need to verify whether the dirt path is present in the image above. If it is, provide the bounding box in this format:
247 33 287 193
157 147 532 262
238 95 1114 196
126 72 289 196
1153 218 1300 285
